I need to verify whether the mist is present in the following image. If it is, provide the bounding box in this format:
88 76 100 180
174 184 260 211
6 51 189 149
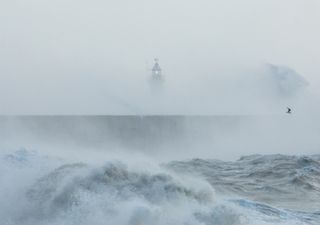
1 1 320 224
1 0 320 159
1 114 319 162
1 0 320 115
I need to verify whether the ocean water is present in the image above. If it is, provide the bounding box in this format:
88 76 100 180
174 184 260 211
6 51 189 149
1 149 319 225
1 116 319 225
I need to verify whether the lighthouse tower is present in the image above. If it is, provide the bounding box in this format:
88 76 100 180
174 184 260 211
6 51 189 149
152 58 162 80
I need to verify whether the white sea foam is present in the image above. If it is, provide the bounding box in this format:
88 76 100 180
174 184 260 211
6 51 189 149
0 150 318 225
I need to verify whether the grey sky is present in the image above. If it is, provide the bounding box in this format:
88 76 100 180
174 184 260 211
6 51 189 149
1 0 320 114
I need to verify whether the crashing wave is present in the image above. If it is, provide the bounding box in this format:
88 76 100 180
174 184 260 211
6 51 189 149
1 151 319 225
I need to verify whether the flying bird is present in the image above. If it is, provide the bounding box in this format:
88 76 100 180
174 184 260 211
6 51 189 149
286 107 292 114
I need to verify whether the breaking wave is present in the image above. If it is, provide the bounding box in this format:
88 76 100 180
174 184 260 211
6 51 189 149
1 150 319 225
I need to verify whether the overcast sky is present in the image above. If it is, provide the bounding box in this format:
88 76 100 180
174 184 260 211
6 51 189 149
1 0 319 114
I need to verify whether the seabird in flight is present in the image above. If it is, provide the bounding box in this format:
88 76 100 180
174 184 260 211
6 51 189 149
286 107 292 114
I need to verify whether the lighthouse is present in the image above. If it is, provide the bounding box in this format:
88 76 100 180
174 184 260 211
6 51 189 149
152 58 162 80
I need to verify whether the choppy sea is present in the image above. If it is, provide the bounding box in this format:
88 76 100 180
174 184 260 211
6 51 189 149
1 149 319 225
